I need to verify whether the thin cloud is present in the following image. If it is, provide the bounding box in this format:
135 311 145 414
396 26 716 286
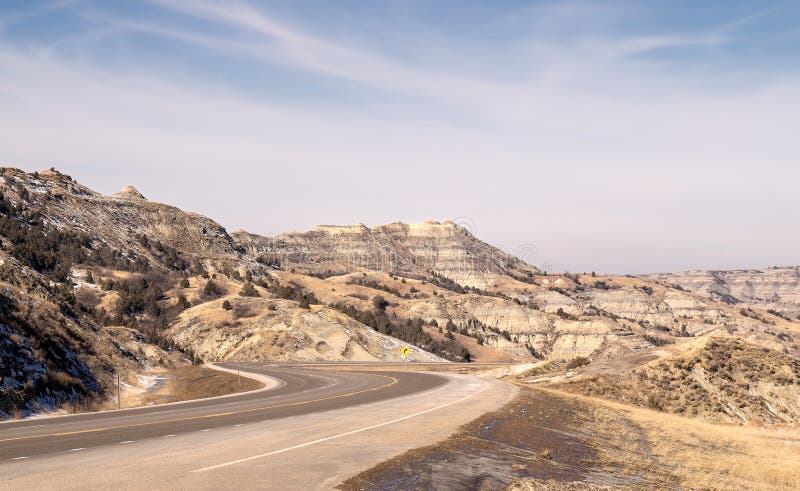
0 1 798 273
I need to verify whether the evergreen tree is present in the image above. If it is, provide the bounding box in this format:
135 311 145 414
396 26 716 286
203 279 222 297
239 282 260 297
372 295 388 311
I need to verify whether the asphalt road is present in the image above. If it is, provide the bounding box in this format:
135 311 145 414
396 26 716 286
0 363 446 461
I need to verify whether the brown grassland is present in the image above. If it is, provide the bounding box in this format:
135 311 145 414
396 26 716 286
340 356 800 490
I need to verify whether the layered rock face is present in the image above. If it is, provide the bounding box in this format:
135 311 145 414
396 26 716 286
0 168 240 269
647 268 800 320
283 270 800 364
232 220 540 288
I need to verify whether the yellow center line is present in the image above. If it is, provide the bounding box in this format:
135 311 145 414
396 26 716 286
0 373 399 444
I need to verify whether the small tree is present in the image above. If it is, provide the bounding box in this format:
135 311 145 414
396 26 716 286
181 278 190 288
203 279 222 297
566 356 590 369
85 271 94 284
222 300 233 310
372 295 388 311
177 294 191 310
239 282 260 297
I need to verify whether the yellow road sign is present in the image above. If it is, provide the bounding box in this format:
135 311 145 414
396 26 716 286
401 346 410 356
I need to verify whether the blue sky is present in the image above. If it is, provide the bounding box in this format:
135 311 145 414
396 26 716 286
0 1 798 273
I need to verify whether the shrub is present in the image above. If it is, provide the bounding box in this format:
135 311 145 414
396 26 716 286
372 295 388 311
222 300 233 310
114 277 165 316
348 278 401 297
239 282 260 297
181 278 190 288
643 334 674 346
646 394 662 411
566 356 590 369
203 280 223 298
177 294 191 310
639 285 654 295
261 280 320 306
555 308 577 320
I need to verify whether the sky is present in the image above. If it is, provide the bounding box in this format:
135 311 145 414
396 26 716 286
0 1 798 274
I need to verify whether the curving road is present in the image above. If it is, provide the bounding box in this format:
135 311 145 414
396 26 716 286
0 364 445 460
0 363 514 490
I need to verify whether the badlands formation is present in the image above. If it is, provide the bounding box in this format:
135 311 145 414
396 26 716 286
1 166 799 423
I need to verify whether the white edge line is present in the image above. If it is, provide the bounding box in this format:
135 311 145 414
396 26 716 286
192 381 489 473
9 424 46 430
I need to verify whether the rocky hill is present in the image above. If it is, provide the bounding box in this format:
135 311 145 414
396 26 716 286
646 267 800 320
0 168 242 271
2 166 800 419
232 220 540 287
163 275 444 363
0 168 453 416
557 337 800 424
267 268 800 362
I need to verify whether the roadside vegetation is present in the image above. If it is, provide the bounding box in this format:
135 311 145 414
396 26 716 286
557 337 800 424
340 366 800 490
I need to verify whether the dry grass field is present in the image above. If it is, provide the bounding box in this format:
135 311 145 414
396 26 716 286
552 388 800 490
340 367 800 490
557 337 800 424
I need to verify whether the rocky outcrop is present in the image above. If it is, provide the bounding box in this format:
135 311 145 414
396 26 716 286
282 270 800 363
647 268 800 320
166 296 443 363
111 185 147 200
232 220 540 288
0 168 241 271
